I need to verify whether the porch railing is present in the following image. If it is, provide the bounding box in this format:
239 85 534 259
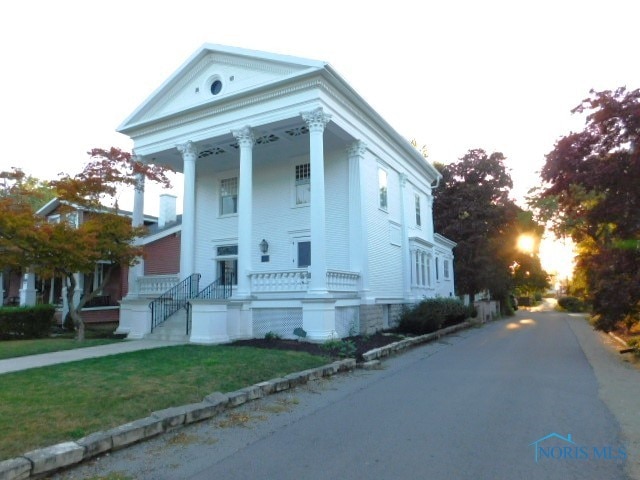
248 269 360 293
193 275 234 300
149 273 200 332
249 270 310 293
138 274 180 297
327 270 360 291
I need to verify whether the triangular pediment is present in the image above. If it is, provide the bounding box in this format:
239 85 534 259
118 44 326 133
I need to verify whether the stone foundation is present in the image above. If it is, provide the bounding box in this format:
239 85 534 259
359 303 405 335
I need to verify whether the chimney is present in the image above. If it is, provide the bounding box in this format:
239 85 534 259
158 194 177 228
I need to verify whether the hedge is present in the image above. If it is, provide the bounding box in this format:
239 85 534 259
557 296 586 313
398 298 473 335
0 304 56 339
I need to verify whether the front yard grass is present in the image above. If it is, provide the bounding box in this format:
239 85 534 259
0 345 327 460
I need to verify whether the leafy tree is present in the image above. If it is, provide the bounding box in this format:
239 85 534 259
434 149 548 309
0 168 55 212
0 147 172 340
536 87 640 331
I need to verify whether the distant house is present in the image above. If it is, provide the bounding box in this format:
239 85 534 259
113 43 456 343
2 197 182 326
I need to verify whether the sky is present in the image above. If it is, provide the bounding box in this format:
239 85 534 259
1 0 638 278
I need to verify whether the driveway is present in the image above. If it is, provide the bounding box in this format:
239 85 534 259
53 304 640 479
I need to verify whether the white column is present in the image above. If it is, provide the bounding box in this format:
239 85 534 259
232 126 255 298
302 107 331 295
347 141 370 297
399 172 411 298
48 277 55 304
19 269 37 306
177 141 198 279
126 167 145 298
426 193 434 239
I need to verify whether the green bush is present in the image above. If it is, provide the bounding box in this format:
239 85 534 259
557 296 586 312
0 305 56 339
321 339 356 358
398 298 470 335
264 331 282 341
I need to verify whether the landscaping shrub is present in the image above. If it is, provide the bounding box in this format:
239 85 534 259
398 298 470 335
557 296 586 313
0 305 56 339
321 339 357 358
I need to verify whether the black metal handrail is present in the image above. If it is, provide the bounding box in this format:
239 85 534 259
194 275 234 300
185 275 234 335
149 273 200 332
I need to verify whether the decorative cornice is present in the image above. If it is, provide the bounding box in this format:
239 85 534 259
127 73 438 182
231 126 255 148
301 107 331 133
128 79 329 139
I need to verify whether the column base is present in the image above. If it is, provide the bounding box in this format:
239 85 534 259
118 299 152 339
302 298 337 342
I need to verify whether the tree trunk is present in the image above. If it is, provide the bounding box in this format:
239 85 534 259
65 274 85 342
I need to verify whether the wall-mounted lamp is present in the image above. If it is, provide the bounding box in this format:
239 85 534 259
259 239 269 254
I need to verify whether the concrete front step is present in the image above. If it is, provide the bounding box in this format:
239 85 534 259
145 310 189 342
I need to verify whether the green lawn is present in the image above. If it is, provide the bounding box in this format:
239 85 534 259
0 345 328 460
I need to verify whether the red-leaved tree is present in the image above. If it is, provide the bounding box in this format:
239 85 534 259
0 148 172 340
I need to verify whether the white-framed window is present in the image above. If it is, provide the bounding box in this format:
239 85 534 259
378 168 388 210
435 257 440 281
415 193 422 227
444 259 450 279
413 250 431 287
220 177 238 215
295 163 310 205
291 237 311 268
216 245 237 285
48 212 78 227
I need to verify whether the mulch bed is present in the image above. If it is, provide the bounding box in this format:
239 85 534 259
229 332 404 362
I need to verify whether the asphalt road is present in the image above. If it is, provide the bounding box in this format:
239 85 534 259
56 306 637 479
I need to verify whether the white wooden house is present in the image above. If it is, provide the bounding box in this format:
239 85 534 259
117 44 455 343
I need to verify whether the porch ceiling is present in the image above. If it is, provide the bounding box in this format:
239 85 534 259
145 118 352 174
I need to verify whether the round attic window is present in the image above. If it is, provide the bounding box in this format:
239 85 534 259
210 80 223 95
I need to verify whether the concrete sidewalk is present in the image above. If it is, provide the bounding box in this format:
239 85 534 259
0 340 185 375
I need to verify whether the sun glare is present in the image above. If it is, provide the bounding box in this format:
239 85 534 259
517 234 535 253
539 236 576 289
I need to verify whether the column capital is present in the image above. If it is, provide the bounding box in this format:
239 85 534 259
232 126 255 148
301 107 331 133
177 140 198 160
347 140 367 158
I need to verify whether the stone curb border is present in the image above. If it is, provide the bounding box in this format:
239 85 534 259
0 321 475 480
360 321 473 364
0 359 355 480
